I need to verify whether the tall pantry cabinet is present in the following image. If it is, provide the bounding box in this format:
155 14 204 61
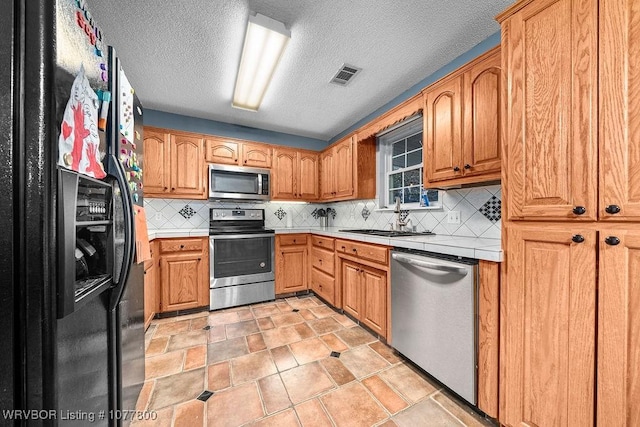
498 0 640 426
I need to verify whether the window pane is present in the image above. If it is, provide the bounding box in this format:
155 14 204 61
403 169 420 186
392 140 406 156
407 150 422 167
390 189 403 204
406 133 423 151
389 173 402 189
392 155 405 170
404 186 420 203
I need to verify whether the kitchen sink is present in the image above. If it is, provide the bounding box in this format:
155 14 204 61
339 229 435 237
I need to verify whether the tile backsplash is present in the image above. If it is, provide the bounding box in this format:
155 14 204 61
143 184 501 239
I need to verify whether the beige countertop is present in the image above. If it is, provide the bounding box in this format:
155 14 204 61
148 227 502 262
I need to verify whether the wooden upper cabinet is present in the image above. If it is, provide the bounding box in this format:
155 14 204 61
241 142 272 168
501 224 596 427
298 151 319 200
170 134 206 197
320 149 336 199
334 137 354 198
143 129 170 194
144 127 206 199
597 230 640 426
599 1 640 221
205 137 271 168
500 0 598 221
205 138 239 165
272 149 318 201
463 48 501 177
272 148 297 200
424 75 463 182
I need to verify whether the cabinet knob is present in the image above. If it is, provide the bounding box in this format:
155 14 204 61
605 236 620 246
244 160 247 163
453 166 460 172
605 205 621 214
180 244 184 249
293 239 296 243
352 248 357 252
572 206 586 215
464 164 471 169
355 268 360 272
572 234 585 243
163 186 168 191
171 187 175 191
319 259 322 263
341 246 345 250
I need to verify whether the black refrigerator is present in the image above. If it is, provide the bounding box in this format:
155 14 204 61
0 0 145 424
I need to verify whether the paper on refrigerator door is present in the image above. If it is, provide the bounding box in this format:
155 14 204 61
119 68 134 143
57 64 106 178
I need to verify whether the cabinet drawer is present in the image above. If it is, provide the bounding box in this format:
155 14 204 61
336 239 388 265
312 235 335 250
311 247 334 275
310 268 335 304
278 234 308 246
159 238 205 253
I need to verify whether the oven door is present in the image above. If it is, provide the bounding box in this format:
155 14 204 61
209 233 275 288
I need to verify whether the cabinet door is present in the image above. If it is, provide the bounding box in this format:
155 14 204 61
599 1 640 220
334 138 354 198
424 76 463 182
170 134 206 197
272 148 297 200
205 138 239 165
321 150 335 199
501 225 595 427
160 253 205 312
502 0 597 221
275 246 307 294
241 142 272 168
598 230 640 426
463 49 501 177
143 262 156 329
341 261 361 319
143 129 169 195
361 265 387 337
298 151 319 200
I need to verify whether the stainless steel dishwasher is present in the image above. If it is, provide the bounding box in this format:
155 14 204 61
391 249 478 405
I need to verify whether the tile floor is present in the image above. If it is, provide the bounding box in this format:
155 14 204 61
134 295 494 427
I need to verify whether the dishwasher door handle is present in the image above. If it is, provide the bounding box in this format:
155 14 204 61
392 253 469 275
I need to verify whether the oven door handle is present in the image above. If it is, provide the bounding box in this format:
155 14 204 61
210 233 275 240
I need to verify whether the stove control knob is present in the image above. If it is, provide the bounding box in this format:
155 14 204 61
213 213 219 217
221 213 226 217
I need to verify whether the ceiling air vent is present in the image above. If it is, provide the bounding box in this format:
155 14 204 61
330 64 362 86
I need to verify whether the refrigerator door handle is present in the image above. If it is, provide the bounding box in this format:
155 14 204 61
108 155 136 310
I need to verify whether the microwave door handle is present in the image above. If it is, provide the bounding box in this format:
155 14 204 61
257 174 263 195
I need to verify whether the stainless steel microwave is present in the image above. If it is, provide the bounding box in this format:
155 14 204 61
208 164 270 201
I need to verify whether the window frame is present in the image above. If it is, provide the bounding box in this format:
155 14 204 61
377 117 424 208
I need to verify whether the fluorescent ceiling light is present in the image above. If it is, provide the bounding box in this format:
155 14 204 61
232 13 291 111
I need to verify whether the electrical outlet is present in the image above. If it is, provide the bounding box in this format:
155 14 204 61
447 211 460 224
155 212 162 221
302 212 308 220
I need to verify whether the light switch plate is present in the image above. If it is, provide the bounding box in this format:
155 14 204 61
155 212 162 221
447 211 460 224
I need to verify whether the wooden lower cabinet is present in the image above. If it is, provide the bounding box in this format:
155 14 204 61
143 241 158 330
341 259 387 337
597 230 640 426
157 237 209 312
275 234 308 294
501 225 596 426
309 237 336 305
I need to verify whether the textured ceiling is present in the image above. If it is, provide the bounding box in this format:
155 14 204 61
89 1 512 140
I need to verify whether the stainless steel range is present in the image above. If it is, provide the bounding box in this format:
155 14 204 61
209 208 275 310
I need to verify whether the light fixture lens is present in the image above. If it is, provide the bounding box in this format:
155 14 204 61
232 14 290 111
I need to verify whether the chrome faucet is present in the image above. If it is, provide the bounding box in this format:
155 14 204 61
394 197 408 231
